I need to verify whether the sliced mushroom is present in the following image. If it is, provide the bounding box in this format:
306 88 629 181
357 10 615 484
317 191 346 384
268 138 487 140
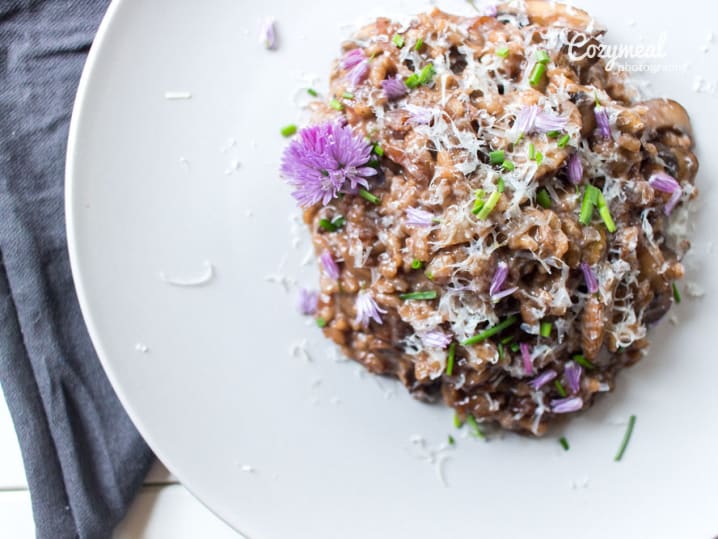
637 98 693 138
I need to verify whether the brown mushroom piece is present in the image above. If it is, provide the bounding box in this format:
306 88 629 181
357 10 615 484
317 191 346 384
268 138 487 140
637 98 693 138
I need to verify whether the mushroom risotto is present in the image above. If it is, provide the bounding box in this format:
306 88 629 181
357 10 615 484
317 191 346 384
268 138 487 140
281 1 698 435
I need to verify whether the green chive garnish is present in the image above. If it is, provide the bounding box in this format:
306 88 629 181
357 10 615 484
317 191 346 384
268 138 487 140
495 45 510 58
535 151 544 166
529 62 547 86
559 436 570 451
399 290 438 301
318 216 345 232
535 49 551 64
461 315 518 346
466 415 486 439
596 191 616 233
489 150 505 165
540 321 552 337
316 317 327 328
579 185 600 225
537 188 552 209
476 191 501 220
446 342 456 376
411 258 423 270
329 98 344 111
307 88 319 97
358 188 380 204
672 282 681 303
405 73 420 88
414 37 424 51
280 124 297 137
510 342 520 352
572 354 595 369
528 142 536 160
471 189 486 214
405 63 436 89
453 412 463 428
425 270 434 281
614 415 636 462
342 91 354 99
547 130 561 139
498 342 504 360
501 335 515 345
392 34 405 48
497 177 505 193
501 159 515 172
448 434 456 445
372 143 385 157
557 133 571 148
554 379 567 398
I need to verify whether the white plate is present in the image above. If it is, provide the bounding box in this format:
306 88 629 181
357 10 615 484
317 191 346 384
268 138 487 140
66 1 718 537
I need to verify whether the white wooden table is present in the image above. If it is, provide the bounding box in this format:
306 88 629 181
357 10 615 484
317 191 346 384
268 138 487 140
0 387 239 538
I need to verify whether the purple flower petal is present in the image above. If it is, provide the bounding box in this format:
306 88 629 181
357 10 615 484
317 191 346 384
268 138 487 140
405 207 435 227
512 105 539 138
649 172 682 215
381 77 407 100
580 262 599 294
594 106 611 139
348 59 369 88
280 122 377 208
512 105 567 138
529 369 557 390
319 250 340 281
420 328 452 349
489 261 509 297
259 17 277 50
521 342 533 375
354 290 387 328
298 288 318 315
564 361 582 394
341 48 365 70
551 396 583 414
567 153 583 185
534 110 568 132
405 104 434 125
491 286 518 302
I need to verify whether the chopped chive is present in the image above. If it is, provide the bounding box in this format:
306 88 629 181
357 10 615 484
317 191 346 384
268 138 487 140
342 91 355 99
528 142 536 160
461 315 518 346
489 150 505 165
329 98 344 111
411 258 423 270
672 282 681 303
536 49 551 64
358 188 380 204
280 124 298 137
367 158 380 168
540 320 552 337
399 290 438 301
596 192 616 233
466 415 486 439
535 152 544 166
418 62 435 84
537 188 552 209
318 216 345 232
448 434 456 445
497 177 505 193
446 342 456 376
614 415 637 462
510 342 520 352
554 379 567 398
471 189 486 214
405 73 420 89
316 317 327 328
425 270 434 281
372 143 385 157
579 185 600 225
498 342 504 360
559 436 570 451
414 37 424 51
453 412 463 428
557 133 571 148
392 34 405 48
572 354 595 369
501 335 515 345
495 45 510 58
529 62 547 86
476 191 501 220
501 159 515 172
546 130 561 139
307 88 319 97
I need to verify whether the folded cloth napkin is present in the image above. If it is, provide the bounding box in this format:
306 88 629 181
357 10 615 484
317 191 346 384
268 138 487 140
0 2 154 537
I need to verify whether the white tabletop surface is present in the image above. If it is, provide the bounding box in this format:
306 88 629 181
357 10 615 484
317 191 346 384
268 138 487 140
0 386 239 538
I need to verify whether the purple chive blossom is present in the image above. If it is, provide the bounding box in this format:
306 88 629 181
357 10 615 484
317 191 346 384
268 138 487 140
354 290 387 328
421 328 452 349
405 104 434 125
489 262 519 302
341 49 365 70
512 105 567 138
280 122 377 208
381 77 407 100
405 207 435 227
348 59 370 87
564 361 583 395
534 110 568 133
567 153 583 185
551 396 583 414
259 17 277 50
580 262 599 294
529 369 557 390
297 288 318 315
319 250 340 281
649 172 682 215
521 342 533 375
594 106 612 139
